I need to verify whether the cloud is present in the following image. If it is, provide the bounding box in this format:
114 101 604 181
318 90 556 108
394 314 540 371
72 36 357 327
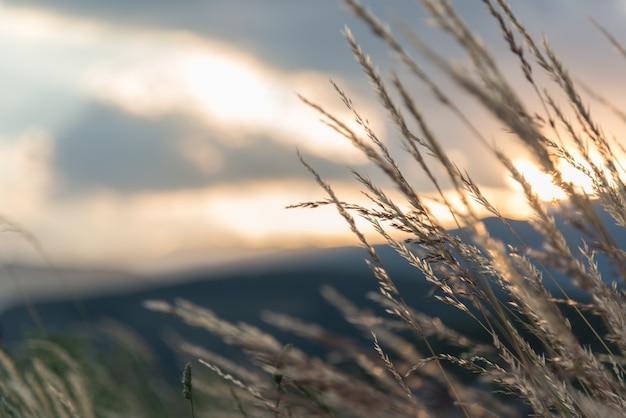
0 129 55 213
0 5 383 189
0 4 385 162
51 101 353 194
0 178 377 270
0 1 359 74
0 5 381 269
84 32 384 165
52 103 212 193
1 1 625 273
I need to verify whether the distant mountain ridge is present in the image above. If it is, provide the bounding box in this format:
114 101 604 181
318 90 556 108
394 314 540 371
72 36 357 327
1 202 624 381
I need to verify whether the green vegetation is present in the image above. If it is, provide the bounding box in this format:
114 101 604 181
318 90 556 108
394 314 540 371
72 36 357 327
0 332 179 417
3 0 626 416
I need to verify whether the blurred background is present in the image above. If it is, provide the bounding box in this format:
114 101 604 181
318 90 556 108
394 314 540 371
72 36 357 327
0 0 625 280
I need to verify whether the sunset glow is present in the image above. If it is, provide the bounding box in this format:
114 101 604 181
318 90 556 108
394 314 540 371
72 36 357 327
510 160 565 201
0 2 624 273
509 158 599 202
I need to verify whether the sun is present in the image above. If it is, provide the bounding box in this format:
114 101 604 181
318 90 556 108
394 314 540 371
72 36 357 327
509 158 596 202
508 160 564 201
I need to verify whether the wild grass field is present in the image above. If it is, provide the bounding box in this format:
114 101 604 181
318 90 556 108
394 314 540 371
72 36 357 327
2 0 626 416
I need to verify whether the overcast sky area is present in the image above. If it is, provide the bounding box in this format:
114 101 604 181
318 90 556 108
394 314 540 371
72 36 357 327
1 1 625 272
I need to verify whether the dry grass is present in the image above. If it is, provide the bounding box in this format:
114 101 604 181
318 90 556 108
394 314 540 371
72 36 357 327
0 326 200 418
147 1 626 417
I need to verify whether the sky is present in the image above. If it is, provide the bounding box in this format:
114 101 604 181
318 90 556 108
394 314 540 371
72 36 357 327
0 1 625 273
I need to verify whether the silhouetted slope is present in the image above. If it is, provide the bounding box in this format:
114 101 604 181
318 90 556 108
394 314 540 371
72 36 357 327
1 204 623 381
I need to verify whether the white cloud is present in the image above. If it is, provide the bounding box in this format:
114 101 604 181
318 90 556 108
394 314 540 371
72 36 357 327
86 35 383 164
0 5 390 270
0 179 371 270
0 5 385 165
